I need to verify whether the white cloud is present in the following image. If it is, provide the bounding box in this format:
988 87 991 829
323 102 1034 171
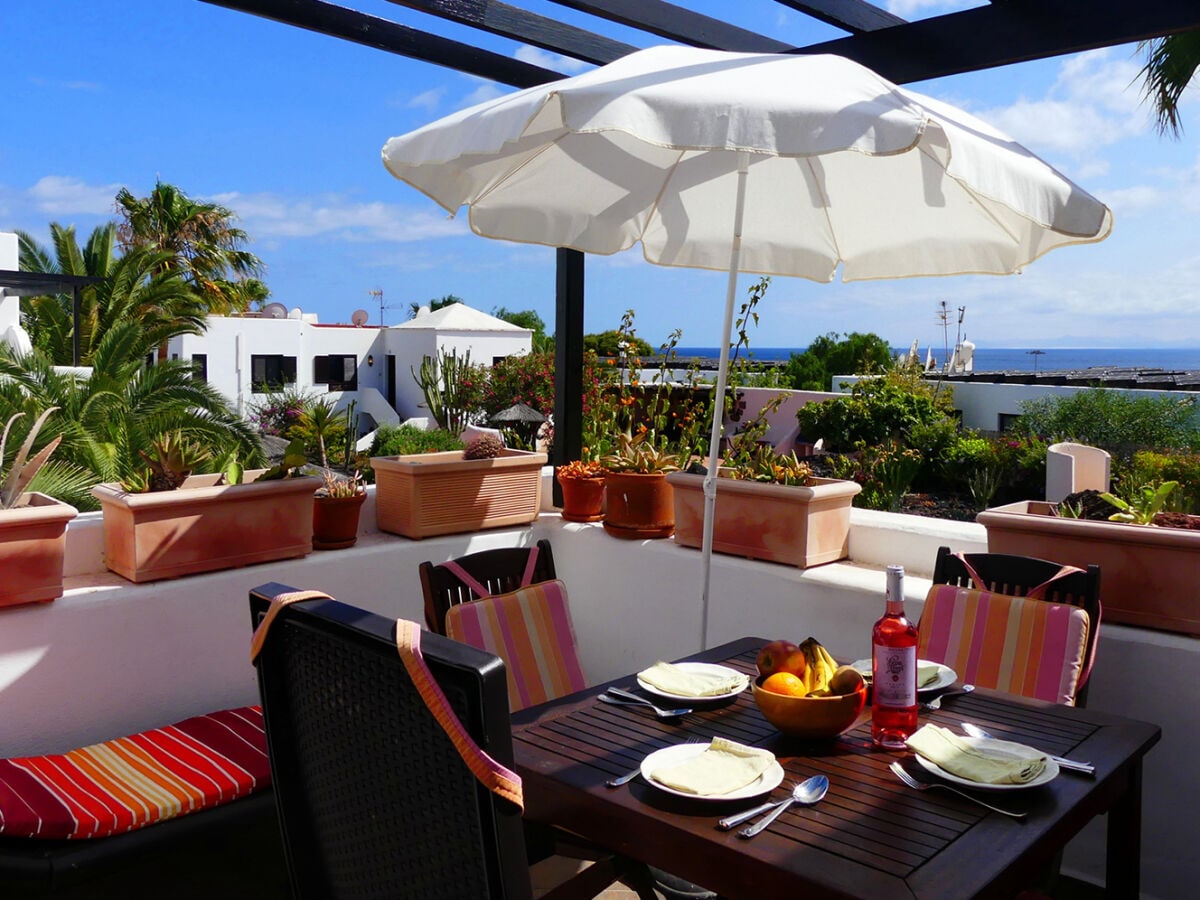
1100 185 1161 216
211 191 469 243
515 46 589 76
971 49 1149 161
405 87 445 112
461 83 506 109
28 176 122 215
885 0 979 18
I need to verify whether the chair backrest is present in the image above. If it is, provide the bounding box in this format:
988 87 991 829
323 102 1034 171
248 582 532 900
420 539 557 635
925 546 1102 706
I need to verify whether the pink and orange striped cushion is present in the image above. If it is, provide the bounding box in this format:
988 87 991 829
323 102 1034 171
918 586 1090 705
0 706 269 839
445 579 588 712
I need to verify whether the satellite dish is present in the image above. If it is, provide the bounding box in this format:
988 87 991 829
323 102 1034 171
351 309 370 326
288 307 303 319
263 302 288 319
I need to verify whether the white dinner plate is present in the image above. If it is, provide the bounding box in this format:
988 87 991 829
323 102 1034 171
913 737 1060 791
850 659 957 695
636 662 750 701
640 743 784 801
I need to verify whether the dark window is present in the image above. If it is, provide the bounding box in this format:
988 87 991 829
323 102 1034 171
191 354 208 382
998 413 1021 432
312 354 358 391
251 355 297 392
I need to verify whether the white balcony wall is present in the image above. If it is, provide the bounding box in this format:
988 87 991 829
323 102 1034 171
0 493 1192 899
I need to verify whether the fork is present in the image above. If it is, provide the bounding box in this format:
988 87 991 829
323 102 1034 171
890 761 1026 817
924 684 975 711
598 692 692 719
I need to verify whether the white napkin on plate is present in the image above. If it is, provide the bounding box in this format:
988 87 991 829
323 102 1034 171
851 659 942 686
906 724 1047 784
638 662 749 697
649 738 775 795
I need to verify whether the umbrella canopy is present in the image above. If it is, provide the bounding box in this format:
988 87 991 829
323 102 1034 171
490 403 547 425
382 45 1113 648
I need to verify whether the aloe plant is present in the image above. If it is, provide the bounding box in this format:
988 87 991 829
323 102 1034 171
1 407 63 509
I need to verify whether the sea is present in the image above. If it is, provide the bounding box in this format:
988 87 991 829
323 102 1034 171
666 347 1200 373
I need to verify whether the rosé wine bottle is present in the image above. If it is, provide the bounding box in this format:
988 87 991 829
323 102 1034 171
871 564 918 749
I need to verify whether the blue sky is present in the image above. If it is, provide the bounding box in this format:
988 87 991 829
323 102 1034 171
4 1 1199 350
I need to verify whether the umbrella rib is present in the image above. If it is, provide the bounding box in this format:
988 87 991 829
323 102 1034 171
804 156 844 275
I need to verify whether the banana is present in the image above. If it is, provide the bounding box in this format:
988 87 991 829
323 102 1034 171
798 637 837 694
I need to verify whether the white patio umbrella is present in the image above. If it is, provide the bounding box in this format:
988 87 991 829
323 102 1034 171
382 45 1112 648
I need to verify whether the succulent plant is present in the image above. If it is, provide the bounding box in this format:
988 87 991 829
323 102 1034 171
122 431 212 493
464 433 505 460
1 408 63 510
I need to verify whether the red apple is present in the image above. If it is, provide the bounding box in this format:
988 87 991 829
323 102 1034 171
756 639 799 677
780 648 809 681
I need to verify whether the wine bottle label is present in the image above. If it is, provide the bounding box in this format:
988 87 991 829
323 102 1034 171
872 644 916 708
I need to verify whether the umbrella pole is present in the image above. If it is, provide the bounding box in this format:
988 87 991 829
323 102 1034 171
700 150 750 651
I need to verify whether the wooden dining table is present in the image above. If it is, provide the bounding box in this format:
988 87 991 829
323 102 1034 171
511 637 1160 899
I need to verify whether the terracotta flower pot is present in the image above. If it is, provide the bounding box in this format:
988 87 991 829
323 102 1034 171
557 473 605 522
0 492 78 607
666 472 861 568
91 472 319 583
371 449 546 539
313 492 367 550
978 499 1200 636
602 471 674 539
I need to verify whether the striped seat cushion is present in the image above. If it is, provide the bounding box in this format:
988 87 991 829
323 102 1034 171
445 579 588 712
918 586 1091 706
0 706 269 839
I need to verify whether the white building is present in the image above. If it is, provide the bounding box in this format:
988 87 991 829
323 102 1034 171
166 303 532 431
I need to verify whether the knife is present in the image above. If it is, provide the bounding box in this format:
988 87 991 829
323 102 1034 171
961 723 1095 776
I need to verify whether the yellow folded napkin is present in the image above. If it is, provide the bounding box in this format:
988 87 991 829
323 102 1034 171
851 659 941 686
906 724 1047 785
638 662 749 697
918 662 942 687
650 738 775 796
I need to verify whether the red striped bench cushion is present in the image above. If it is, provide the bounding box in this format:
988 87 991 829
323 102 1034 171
0 706 270 839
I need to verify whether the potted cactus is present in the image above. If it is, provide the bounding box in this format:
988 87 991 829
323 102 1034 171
556 458 606 523
371 431 546 539
0 408 79 607
90 434 318 583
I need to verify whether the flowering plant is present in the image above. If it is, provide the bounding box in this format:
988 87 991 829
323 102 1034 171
556 458 605 480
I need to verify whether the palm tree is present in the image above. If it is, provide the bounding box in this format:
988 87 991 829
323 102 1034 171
18 227 207 366
407 294 463 319
1139 33 1200 137
0 331 264 509
115 180 264 315
17 224 115 361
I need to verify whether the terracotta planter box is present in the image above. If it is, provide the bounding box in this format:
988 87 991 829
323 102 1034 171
91 472 319 583
0 493 78 607
978 500 1200 636
666 472 861 567
371 449 546 539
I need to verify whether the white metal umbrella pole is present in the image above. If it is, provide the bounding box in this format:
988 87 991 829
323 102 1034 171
699 150 750 651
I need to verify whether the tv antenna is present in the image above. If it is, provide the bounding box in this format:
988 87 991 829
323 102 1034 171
368 288 400 326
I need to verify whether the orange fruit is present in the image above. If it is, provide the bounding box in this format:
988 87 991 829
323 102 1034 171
761 671 808 697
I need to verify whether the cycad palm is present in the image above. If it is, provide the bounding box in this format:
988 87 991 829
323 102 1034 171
115 180 265 315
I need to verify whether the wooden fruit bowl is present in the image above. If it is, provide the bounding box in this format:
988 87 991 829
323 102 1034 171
752 676 867 739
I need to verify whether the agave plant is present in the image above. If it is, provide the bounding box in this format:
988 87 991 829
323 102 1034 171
1100 481 1180 526
0 407 63 509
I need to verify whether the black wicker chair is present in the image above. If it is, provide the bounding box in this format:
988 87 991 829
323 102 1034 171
931 546 1102 707
419 539 556 635
249 582 649 900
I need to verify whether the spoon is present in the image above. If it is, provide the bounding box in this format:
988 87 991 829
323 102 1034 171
924 684 975 710
736 775 830 838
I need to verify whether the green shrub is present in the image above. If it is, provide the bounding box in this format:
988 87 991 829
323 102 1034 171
1013 388 1200 459
370 424 463 457
1127 450 1200 514
795 369 956 454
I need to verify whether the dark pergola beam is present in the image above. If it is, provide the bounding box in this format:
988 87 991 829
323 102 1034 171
200 0 566 87
770 0 904 34
381 0 635 66
545 0 794 52
801 0 1200 84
